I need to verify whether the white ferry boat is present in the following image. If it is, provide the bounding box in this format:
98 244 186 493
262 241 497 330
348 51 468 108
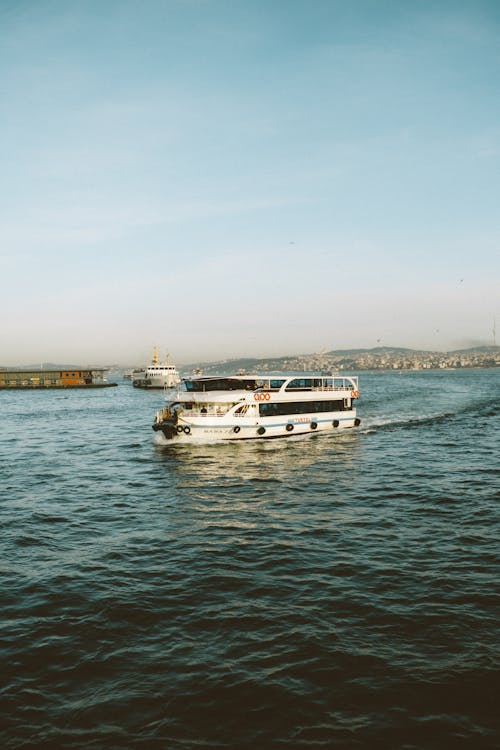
152 373 360 442
132 347 180 389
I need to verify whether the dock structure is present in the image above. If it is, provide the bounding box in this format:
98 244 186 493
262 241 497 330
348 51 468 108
0 368 117 389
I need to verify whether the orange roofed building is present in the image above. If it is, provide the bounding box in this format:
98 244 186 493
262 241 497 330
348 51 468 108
0 368 117 389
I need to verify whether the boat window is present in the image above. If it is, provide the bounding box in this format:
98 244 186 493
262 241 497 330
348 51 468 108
259 400 346 416
285 378 313 390
269 379 286 389
285 378 330 391
184 378 257 392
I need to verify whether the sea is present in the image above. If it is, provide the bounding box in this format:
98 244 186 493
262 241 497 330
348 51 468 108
1 369 498 750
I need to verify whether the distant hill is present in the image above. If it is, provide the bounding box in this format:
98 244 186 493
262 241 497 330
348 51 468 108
2 346 497 374
448 345 499 354
179 346 499 374
326 346 425 356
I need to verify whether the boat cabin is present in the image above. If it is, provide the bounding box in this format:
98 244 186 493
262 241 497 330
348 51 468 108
181 375 357 393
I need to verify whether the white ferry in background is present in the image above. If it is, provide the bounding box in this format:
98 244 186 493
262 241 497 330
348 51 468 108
152 373 360 442
132 347 180 390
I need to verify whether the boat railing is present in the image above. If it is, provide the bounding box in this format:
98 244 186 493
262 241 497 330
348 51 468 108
254 377 358 393
322 377 358 391
283 380 358 393
181 406 233 418
311 383 356 392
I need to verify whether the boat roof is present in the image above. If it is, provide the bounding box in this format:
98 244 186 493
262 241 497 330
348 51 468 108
183 372 347 381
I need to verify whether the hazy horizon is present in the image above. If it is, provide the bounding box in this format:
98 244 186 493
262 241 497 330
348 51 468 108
1 0 499 366
2 341 498 371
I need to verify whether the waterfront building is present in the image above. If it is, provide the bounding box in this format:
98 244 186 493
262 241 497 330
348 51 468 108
0 368 117 389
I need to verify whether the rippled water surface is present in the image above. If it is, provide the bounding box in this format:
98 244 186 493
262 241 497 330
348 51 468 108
1 370 499 749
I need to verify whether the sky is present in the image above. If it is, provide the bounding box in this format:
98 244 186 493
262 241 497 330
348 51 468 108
1 0 499 366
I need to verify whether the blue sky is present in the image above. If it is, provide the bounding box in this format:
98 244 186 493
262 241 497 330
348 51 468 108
1 0 499 365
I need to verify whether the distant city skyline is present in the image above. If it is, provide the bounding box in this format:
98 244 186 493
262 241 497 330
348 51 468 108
2 343 498 372
1 0 499 366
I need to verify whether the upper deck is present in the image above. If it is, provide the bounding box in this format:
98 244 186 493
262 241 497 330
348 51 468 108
182 374 357 392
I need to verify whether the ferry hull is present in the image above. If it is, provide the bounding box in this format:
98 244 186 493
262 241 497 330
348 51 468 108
153 413 360 443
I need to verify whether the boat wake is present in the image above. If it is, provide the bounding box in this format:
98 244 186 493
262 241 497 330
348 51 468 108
361 396 498 435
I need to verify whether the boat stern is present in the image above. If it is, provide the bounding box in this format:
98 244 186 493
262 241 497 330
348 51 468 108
152 405 178 440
